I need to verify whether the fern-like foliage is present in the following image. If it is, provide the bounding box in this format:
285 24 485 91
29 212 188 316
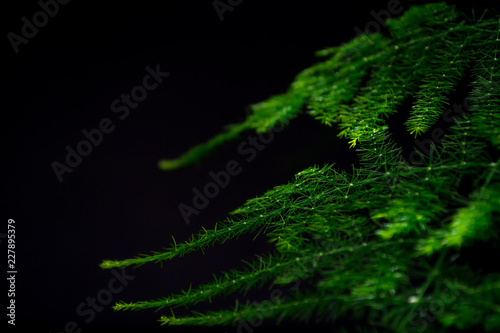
101 3 500 332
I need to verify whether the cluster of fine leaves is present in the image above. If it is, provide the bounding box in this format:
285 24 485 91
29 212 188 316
101 3 500 332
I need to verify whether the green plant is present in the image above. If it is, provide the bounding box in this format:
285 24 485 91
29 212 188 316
100 2 500 332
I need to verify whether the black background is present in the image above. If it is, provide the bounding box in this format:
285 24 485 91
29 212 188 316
2 0 498 332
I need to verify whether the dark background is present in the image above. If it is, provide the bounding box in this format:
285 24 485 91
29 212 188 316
2 0 498 332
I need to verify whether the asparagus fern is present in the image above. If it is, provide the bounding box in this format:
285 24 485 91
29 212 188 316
100 3 500 332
